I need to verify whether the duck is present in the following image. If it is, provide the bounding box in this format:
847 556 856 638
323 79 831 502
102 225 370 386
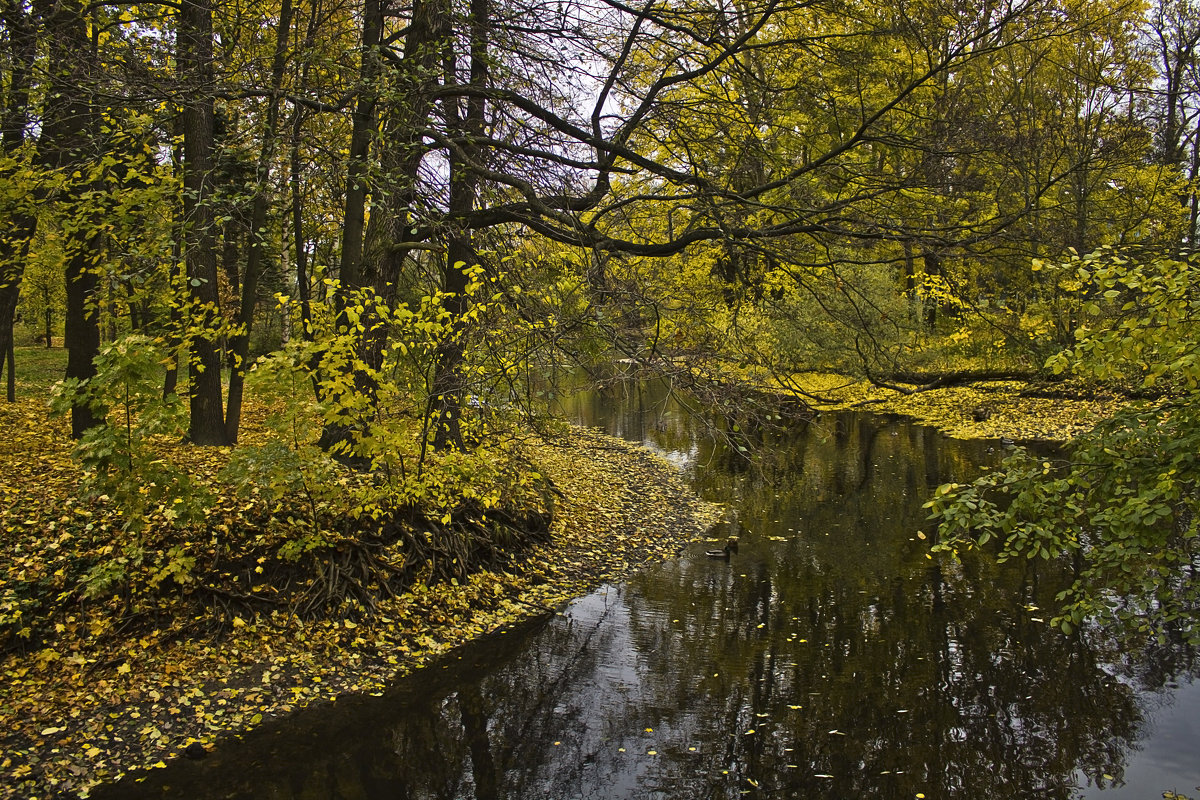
705 537 739 559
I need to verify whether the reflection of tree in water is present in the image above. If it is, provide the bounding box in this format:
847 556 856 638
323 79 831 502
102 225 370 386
604 550 1141 798
92 407 1200 800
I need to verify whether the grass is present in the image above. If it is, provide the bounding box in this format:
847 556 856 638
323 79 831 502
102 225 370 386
7 345 68 396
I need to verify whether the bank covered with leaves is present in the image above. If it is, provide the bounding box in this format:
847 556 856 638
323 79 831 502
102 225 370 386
0 398 720 799
766 371 1121 442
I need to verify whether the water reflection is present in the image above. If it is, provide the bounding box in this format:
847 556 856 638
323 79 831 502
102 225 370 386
93 382 1200 799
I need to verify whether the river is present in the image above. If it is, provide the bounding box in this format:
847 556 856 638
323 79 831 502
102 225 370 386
92 380 1200 799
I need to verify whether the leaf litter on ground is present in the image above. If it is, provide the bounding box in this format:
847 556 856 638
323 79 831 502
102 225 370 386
0 400 721 799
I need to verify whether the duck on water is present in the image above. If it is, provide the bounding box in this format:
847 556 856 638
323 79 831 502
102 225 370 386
706 537 739 559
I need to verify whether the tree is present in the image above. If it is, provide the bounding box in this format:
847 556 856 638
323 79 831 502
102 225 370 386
222 0 297 443
36 0 104 437
1146 0 1200 248
0 0 38 401
928 249 1200 643
178 0 230 445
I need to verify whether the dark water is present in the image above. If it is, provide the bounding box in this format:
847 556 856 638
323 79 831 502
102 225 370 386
94 382 1200 799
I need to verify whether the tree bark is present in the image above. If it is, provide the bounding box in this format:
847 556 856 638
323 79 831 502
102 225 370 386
37 0 102 435
4 333 13 401
178 0 229 445
316 0 387 457
334 0 381 307
225 0 295 443
431 0 487 452
0 0 38 401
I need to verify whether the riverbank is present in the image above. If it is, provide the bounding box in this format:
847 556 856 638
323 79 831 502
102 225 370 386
0 405 722 800
778 372 1124 441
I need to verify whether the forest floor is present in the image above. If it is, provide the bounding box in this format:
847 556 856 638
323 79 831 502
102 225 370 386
0 392 722 800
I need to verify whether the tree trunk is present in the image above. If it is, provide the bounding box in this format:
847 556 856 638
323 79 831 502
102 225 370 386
4 333 13 402
921 247 940 329
225 0 295 443
0 279 25 402
431 0 488 452
162 236 183 399
1188 112 1200 253
178 0 229 445
290 112 313 339
63 247 102 435
37 0 102 435
316 0 383 457
334 0 381 307
0 0 38 401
